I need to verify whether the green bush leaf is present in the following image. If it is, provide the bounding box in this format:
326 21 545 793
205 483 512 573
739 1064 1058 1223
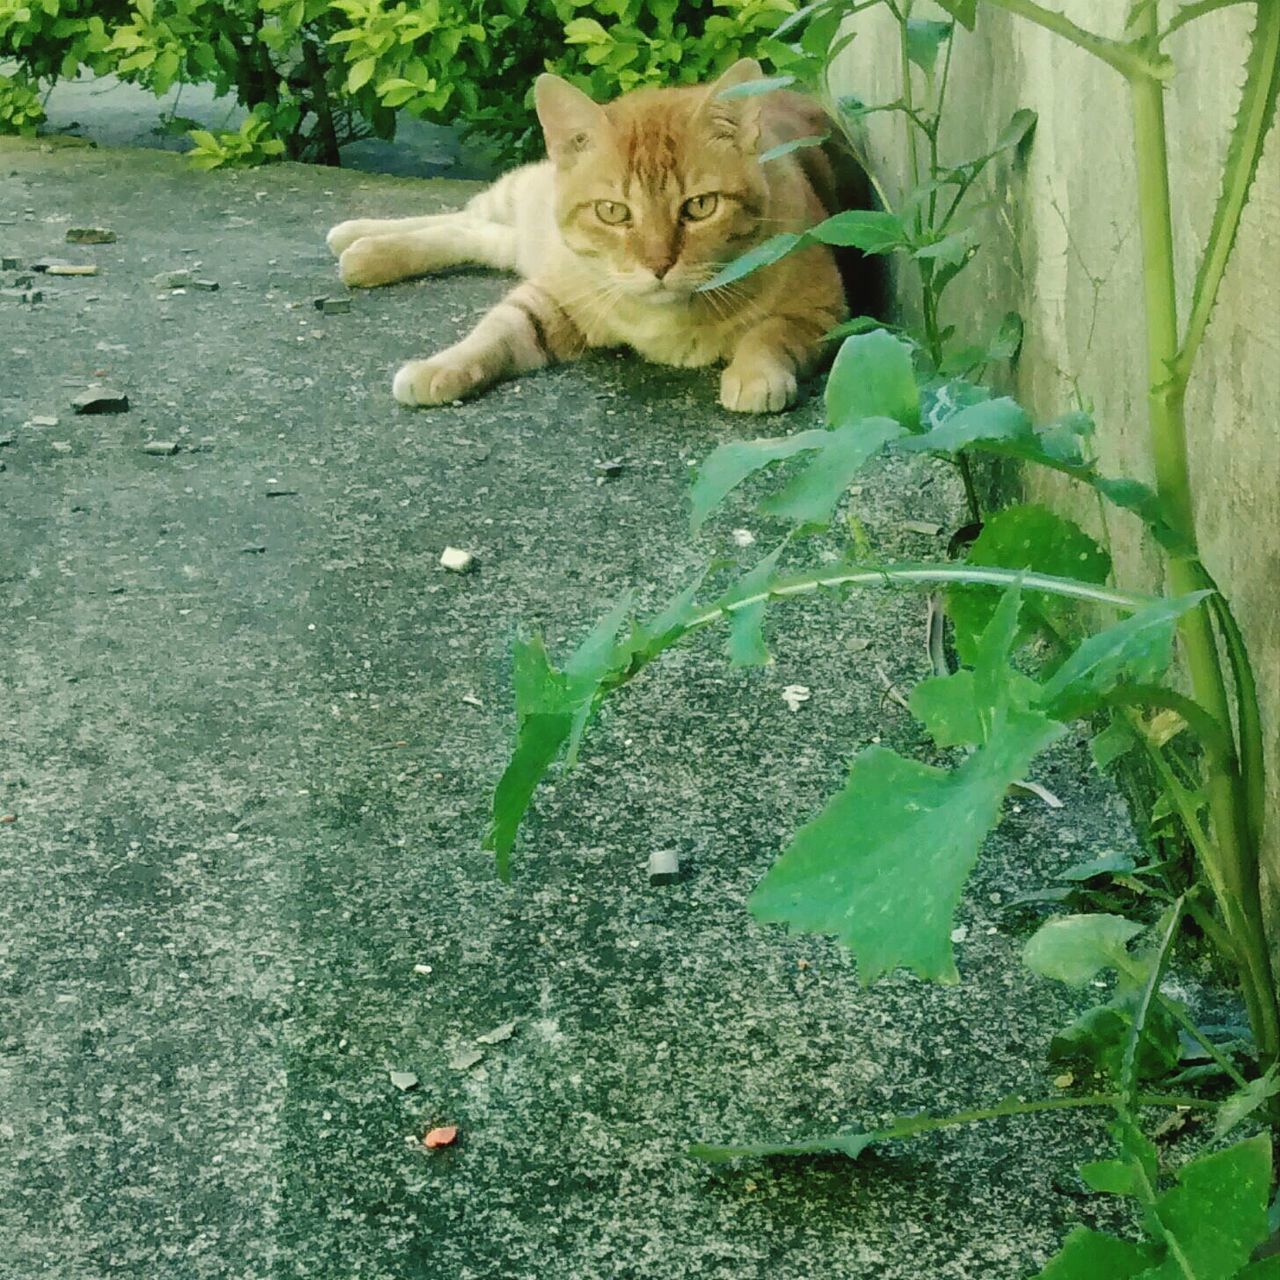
750 590 1064 982
1022 914 1145 986
825 329 920 430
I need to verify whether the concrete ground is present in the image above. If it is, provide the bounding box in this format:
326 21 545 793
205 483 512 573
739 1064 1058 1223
0 138 1164 1279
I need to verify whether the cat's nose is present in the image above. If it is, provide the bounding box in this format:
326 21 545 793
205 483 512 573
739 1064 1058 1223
643 249 677 280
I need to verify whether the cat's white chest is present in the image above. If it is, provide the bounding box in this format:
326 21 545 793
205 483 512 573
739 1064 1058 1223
598 301 726 368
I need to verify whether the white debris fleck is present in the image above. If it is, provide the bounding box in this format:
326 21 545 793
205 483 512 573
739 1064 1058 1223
950 926 969 943
731 528 756 548
475 1020 517 1046
781 684 811 712
439 546 474 573
461 693 483 708
412 963 433 976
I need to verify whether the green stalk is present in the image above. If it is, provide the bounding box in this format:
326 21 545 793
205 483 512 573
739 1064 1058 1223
1126 4 1279 1061
975 0 1158 77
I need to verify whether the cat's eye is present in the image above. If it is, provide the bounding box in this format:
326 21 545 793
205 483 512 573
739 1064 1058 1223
594 200 631 225
681 193 720 221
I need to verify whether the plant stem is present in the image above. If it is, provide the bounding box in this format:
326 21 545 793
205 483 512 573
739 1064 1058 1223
684 562 1155 631
977 0 1156 77
1126 4 1279 1062
1162 0 1252 43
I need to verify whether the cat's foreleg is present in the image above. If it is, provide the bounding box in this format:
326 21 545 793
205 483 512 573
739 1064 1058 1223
327 213 462 256
393 282 585 407
719 314 832 414
338 222 517 288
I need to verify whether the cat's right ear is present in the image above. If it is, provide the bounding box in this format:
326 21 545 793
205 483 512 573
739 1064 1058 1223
535 74 608 164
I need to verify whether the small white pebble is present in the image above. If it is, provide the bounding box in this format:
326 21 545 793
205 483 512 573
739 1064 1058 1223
731 528 756 548
412 963 432 975
781 684 811 712
439 546 474 573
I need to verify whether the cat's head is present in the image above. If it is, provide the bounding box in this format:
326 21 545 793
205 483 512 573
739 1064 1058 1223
534 60 769 303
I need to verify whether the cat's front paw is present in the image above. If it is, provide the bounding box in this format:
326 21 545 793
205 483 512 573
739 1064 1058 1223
393 355 487 407
327 219 378 256
339 238 407 288
719 361 798 414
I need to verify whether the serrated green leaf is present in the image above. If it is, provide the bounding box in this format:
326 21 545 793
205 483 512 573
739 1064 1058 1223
1058 854 1137 882
699 232 802 290
690 426 829 531
992 107 1037 156
750 728 1060 982
759 133 829 164
486 711 573 878
1240 1258 1280 1279
1037 592 1211 720
910 590 1041 748
563 594 633 763
898 396 1032 454
906 18 952 76
825 329 920 430
1033 1227 1158 1279
750 596 1063 982
945 504 1112 665
1184 1 1280 379
722 544 786 668
760 416 905 525
1049 995 1181 1082
909 669 982 748
716 74 796 100
1023 914 1145 986
1091 720 1138 770
1213 1066 1280 1141
1080 1158 1142 1197
932 0 975 31
1147 1135 1273 1279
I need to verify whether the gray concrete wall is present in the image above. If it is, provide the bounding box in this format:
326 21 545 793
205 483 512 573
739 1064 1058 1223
833 3 1280 937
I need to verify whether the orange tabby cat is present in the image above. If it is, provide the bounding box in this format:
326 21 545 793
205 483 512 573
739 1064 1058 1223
326 59 848 413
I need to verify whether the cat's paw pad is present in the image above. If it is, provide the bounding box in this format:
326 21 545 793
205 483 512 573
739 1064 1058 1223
339 238 405 288
719 363 797 414
393 357 487 407
327 220 375 256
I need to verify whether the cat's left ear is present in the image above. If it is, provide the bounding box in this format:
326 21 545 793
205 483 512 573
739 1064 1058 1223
701 58 765 152
535 73 608 165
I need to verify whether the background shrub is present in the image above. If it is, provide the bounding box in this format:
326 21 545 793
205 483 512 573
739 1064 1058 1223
0 0 797 167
